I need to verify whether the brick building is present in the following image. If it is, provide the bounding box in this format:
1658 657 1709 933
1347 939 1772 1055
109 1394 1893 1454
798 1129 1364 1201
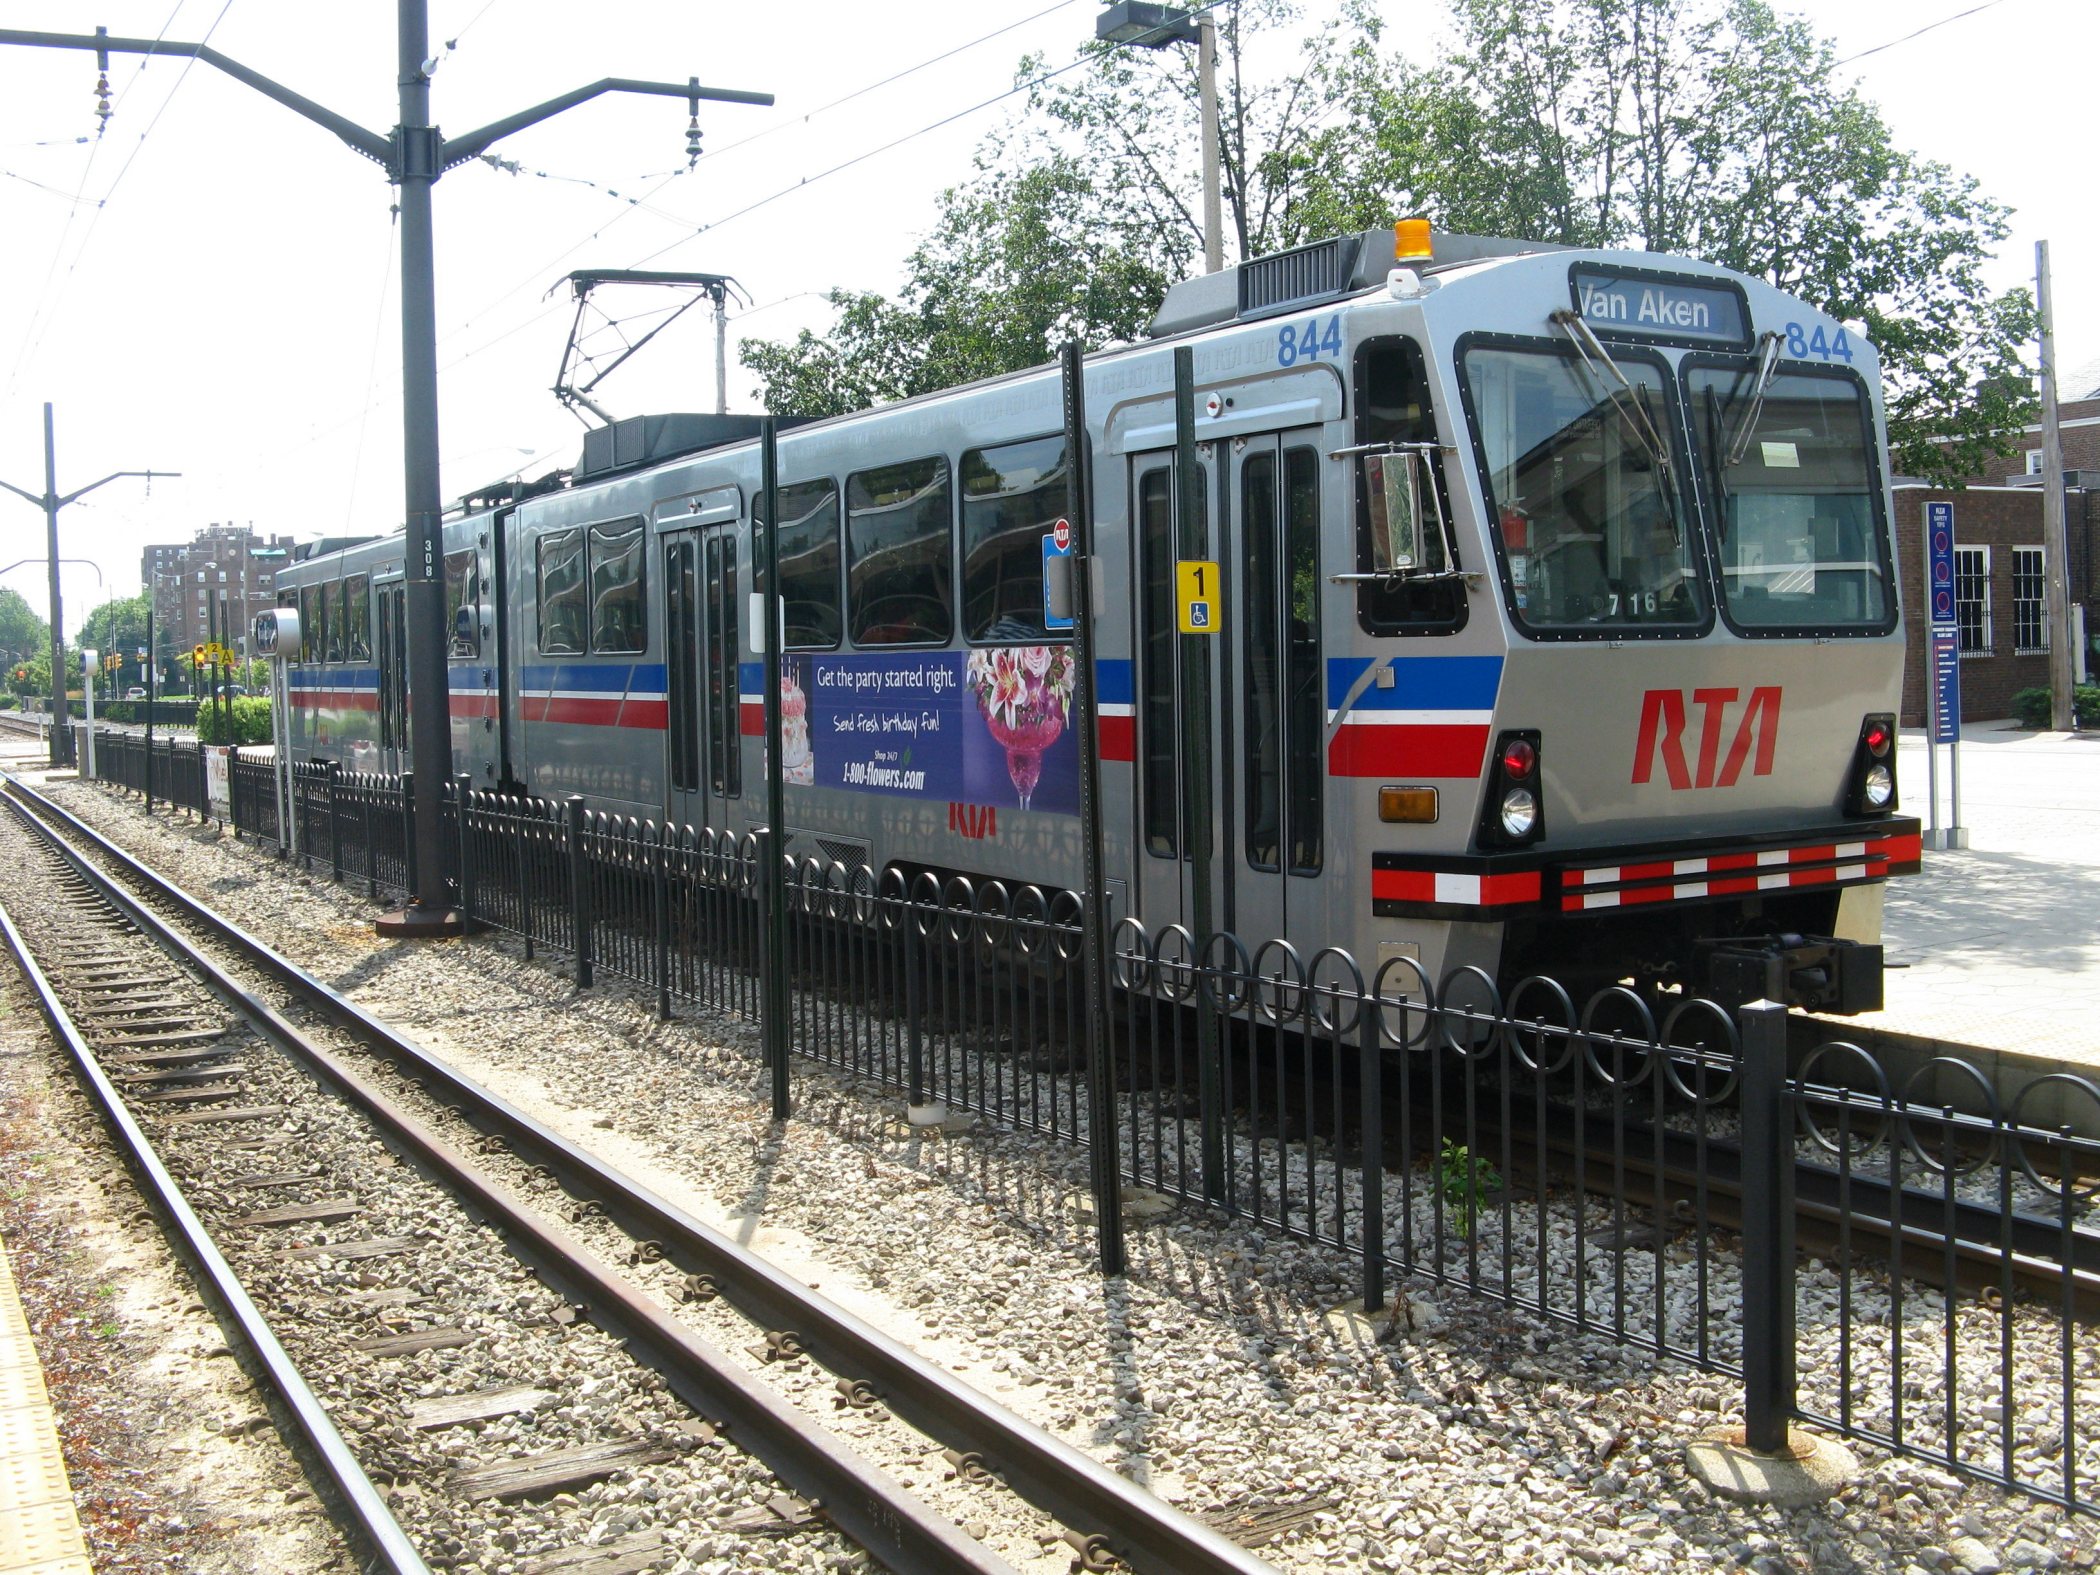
140 523 296 680
1892 367 2100 726
1891 481 2100 726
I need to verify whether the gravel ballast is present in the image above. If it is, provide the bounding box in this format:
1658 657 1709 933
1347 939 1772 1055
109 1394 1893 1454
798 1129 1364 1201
19 773 2100 1575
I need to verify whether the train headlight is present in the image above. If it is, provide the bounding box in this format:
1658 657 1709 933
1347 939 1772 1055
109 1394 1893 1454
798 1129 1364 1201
1478 728 1545 848
1862 762 1894 810
1498 787 1538 839
1845 712 1899 817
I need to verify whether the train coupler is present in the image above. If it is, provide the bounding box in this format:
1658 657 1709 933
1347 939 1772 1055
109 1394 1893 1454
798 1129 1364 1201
1693 933 1883 1015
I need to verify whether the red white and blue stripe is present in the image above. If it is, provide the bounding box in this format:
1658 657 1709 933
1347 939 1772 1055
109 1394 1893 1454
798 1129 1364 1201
518 663 667 730
1326 655 1502 778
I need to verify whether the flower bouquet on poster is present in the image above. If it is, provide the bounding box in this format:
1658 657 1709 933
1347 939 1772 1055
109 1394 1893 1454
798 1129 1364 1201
963 645 1075 811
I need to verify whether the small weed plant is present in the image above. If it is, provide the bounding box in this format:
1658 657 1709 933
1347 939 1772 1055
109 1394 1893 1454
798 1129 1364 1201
1438 1140 1501 1238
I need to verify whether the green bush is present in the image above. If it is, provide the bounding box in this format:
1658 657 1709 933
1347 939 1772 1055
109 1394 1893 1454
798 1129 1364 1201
196 695 272 745
2011 685 2100 729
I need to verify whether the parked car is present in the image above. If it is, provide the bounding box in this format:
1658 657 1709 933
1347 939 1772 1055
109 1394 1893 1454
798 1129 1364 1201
125 686 146 700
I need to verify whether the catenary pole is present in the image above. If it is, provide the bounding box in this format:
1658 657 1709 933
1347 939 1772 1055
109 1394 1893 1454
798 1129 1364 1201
2036 241 2075 731
0 402 174 768
0 20 771 925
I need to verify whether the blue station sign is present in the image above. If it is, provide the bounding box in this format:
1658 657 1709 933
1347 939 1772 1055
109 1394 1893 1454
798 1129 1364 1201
1925 500 1957 629
1569 265 1751 347
1931 627 1961 745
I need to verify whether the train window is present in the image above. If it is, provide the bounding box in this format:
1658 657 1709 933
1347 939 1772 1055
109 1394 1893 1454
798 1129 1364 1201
847 456 953 646
1242 448 1324 874
537 529 587 655
704 533 741 797
326 583 347 663
445 549 480 658
1463 342 1705 636
299 585 325 664
754 481 842 649
588 520 646 655
1683 364 1893 634
961 434 1067 642
665 538 701 793
344 574 372 663
1137 465 1202 860
1355 337 1465 635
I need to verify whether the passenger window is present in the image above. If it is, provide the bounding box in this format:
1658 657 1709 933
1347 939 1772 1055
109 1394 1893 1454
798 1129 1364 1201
444 550 480 658
588 520 647 655
847 456 953 646
298 585 320 662
1355 337 1465 634
961 435 1068 642
1138 464 1203 860
754 481 842 649
326 583 348 662
537 529 586 655
344 574 372 662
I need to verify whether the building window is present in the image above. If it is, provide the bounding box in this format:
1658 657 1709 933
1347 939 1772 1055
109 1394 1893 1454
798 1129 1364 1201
2024 450 2045 476
2013 547 2048 654
1954 545 1990 655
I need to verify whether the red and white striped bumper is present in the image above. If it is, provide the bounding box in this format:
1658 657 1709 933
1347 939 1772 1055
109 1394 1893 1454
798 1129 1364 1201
1371 820 1922 921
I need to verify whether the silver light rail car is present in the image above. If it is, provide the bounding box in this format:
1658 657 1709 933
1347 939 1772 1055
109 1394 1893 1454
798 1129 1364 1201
276 226 1922 1011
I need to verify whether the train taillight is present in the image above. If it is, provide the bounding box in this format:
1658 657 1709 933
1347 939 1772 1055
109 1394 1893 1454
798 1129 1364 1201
1479 728 1544 847
1846 712 1898 816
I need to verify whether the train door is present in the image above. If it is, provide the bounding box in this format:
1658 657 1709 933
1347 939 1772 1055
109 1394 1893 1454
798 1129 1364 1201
375 577 408 773
661 522 741 831
1230 430 1326 947
1129 447 1228 940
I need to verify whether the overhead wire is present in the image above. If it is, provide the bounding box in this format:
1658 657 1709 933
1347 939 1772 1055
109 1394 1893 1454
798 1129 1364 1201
5 0 237 399
429 0 1100 360
618 0 1230 269
343 207 401 533
1833 0 2009 65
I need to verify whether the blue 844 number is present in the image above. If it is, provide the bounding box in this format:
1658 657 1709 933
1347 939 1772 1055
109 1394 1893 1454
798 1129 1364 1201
1276 314 1344 367
1783 320 1855 363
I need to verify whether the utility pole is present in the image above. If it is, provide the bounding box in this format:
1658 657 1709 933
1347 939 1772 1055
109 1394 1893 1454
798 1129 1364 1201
0 403 174 768
0 16 772 930
2036 240 2075 731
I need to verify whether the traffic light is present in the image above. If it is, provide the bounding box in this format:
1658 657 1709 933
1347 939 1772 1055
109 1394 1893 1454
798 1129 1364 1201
193 643 207 667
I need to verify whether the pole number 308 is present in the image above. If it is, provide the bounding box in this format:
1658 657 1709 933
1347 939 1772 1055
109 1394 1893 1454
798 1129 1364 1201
1276 314 1344 366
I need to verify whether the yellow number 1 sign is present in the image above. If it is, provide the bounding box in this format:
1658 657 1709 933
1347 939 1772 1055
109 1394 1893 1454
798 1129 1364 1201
1176 560 1220 634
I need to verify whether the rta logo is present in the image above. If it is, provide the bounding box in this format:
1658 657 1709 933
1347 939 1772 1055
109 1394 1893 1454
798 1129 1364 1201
1632 687 1781 790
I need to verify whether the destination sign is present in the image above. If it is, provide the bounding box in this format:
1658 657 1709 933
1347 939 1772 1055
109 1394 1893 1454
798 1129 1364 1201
1569 266 1750 347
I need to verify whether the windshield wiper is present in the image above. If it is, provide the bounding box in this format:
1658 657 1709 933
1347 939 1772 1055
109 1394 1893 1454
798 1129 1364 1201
1548 308 1676 479
1722 330 1786 467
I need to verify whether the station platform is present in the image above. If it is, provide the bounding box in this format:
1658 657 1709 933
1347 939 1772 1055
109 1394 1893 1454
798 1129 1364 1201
0 1228 89 1574
1802 723 2100 1107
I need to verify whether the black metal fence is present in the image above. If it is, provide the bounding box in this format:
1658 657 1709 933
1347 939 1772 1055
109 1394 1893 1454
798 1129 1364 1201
73 734 2100 1516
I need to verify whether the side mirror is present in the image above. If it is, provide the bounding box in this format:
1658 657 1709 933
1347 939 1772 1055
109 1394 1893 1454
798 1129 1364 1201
1366 451 1446 575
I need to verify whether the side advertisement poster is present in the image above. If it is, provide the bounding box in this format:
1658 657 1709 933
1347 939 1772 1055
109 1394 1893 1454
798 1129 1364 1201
776 646 1080 816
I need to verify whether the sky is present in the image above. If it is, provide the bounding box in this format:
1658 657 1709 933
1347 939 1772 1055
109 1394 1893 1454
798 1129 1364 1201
0 0 2091 633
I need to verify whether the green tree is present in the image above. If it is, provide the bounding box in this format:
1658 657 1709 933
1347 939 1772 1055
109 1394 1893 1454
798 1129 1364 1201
1310 0 2036 483
745 0 2032 482
76 593 149 687
0 587 50 669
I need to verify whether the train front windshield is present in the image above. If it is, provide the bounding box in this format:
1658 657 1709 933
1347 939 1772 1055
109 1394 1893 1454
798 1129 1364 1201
1449 339 1894 639
1684 364 1892 631
1464 346 1705 632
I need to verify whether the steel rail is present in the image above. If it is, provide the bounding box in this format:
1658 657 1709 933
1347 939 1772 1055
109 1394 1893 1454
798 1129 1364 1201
1 783 1019 1575
3 776 1276 1575
0 845 435 1575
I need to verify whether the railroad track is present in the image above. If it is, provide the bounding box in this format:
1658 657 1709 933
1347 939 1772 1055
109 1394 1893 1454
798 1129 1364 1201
0 774 1274 1575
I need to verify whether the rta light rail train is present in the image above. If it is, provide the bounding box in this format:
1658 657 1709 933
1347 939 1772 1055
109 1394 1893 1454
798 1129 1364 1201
272 224 1921 1012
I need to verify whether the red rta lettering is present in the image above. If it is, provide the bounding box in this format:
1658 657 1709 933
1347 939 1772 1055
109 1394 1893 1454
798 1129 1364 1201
1633 687 1781 789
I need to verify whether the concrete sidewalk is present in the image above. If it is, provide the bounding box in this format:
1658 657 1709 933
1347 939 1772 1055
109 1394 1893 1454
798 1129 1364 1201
1824 722 2100 1073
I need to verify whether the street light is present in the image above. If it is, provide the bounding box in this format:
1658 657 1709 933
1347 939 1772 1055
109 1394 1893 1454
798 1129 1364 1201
1096 2 1222 274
